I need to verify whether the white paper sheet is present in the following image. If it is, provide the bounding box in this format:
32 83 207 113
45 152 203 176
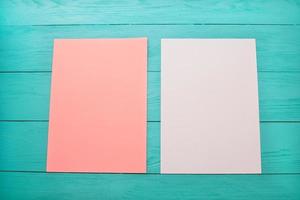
161 39 261 174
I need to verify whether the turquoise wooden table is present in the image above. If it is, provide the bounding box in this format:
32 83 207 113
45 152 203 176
0 1 300 199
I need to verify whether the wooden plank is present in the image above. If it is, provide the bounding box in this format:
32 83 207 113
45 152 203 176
1 122 299 173
0 72 159 122
260 123 300 173
0 1 300 25
1 72 300 121
258 72 300 121
0 122 160 173
0 172 299 200
147 122 160 173
1 25 300 72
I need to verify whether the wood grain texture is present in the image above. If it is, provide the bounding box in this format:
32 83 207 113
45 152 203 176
0 122 160 173
260 123 300 173
0 172 299 200
1 122 299 174
1 0 300 25
1 1 300 199
1 72 300 121
0 72 159 121
1 25 300 72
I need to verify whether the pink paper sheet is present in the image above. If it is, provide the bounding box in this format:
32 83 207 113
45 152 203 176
47 38 147 173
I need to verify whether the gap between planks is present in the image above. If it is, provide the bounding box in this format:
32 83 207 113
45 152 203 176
1 23 300 27
0 170 298 175
1 71 300 73
0 120 300 123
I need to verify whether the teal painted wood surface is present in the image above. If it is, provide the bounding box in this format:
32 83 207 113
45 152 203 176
1 72 300 121
0 173 299 200
1 0 300 25
1 25 300 72
0 73 160 121
0 122 160 173
1 122 300 174
1 0 300 199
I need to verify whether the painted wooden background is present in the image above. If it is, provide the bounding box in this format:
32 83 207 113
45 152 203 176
0 1 300 199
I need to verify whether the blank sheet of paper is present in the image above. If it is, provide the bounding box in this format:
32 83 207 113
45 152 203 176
47 38 147 173
161 39 261 174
